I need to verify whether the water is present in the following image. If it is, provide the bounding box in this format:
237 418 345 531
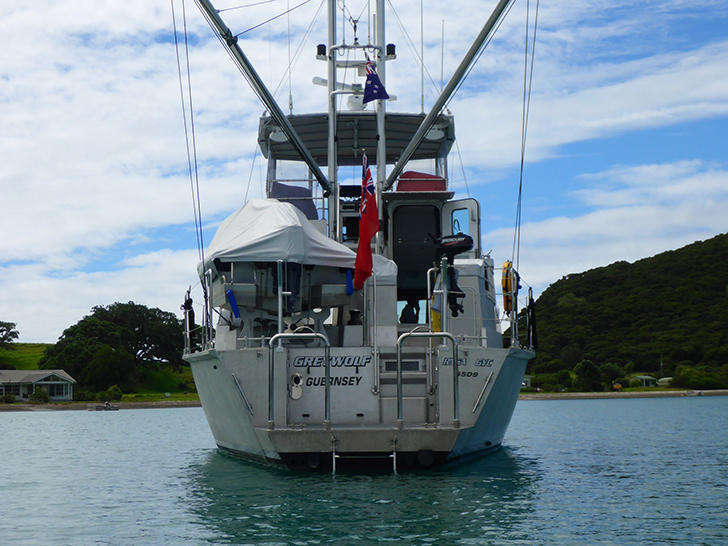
1 397 726 543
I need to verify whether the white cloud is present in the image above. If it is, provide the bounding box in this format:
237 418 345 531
0 249 202 343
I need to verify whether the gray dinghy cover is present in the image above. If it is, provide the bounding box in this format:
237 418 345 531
198 199 356 276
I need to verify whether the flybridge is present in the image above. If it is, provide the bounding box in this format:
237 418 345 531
193 0 514 222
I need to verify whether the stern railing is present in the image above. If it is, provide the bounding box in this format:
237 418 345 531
268 332 331 430
396 331 459 428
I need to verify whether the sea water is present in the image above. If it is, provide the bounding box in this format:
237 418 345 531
1 397 726 543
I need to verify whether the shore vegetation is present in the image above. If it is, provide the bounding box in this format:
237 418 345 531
518 233 728 392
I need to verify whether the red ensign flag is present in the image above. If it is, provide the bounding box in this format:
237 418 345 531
354 153 379 289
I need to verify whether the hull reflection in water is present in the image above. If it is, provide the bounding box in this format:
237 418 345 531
184 448 540 543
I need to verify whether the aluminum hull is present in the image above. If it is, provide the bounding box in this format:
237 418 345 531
188 345 530 470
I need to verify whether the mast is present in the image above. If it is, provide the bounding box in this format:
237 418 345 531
194 0 332 195
327 0 340 240
375 0 386 253
385 0 512 189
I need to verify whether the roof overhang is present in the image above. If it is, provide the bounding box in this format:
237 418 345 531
258 112 455 166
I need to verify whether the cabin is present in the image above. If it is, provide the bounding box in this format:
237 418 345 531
0 370 76 401
254 111 502 346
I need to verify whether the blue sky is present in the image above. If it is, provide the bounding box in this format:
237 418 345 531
1 0 727 341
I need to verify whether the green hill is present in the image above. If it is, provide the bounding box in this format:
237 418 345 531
0 343 52 370
526 233 728 389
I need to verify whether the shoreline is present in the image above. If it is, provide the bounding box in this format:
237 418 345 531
518 389 728 400
0 400 202 412
2 389 727 412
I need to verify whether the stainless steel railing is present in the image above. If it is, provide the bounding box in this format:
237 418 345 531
267 332 331 430
395 331 460 428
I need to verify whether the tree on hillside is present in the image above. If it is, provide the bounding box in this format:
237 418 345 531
0 321 20 350
574 359 602 392
39 302 184 392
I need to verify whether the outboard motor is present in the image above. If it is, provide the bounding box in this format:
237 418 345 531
437 233 474 263
436 233 474 317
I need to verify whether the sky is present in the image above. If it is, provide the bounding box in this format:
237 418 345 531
1 0 727 342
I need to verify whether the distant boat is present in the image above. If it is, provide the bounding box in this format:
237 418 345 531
89 404 119 411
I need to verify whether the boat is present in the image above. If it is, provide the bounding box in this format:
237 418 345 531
180 0 536 472
89 404 120 411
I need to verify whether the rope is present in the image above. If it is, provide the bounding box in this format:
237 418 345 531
234 0 314 37
512 0 539 270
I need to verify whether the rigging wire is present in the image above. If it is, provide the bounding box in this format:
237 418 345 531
217 0 278 12
287 0 293 113
242 0 325 203
234 0 314 37
337 0 358 32
387 0 440 98
512 0 539 271
181 0 206 276
271 0 325 97
442 0 516 112
454 139 471 198
170 0 203 263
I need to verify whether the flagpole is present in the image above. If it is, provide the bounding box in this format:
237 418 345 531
327 0 340 240
375 0 386 254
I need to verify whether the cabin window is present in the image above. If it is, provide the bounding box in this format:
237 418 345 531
397 298 427 324
451 208 469 235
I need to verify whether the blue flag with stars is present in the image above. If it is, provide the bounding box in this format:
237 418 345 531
363 60 389 104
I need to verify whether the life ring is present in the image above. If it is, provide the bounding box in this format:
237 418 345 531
502 261 515 315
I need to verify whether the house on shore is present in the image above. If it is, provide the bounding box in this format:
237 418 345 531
0 370 76 401
633 375 657 387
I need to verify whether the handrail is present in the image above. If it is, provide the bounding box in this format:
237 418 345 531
231 373 254 416
396 331 459 428
268 332 331 430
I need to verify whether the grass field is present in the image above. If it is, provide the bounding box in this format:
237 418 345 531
0 343 51 369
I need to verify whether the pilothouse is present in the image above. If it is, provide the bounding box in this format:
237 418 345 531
181 0 536 471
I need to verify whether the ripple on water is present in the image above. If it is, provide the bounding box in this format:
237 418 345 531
1 399 727 542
